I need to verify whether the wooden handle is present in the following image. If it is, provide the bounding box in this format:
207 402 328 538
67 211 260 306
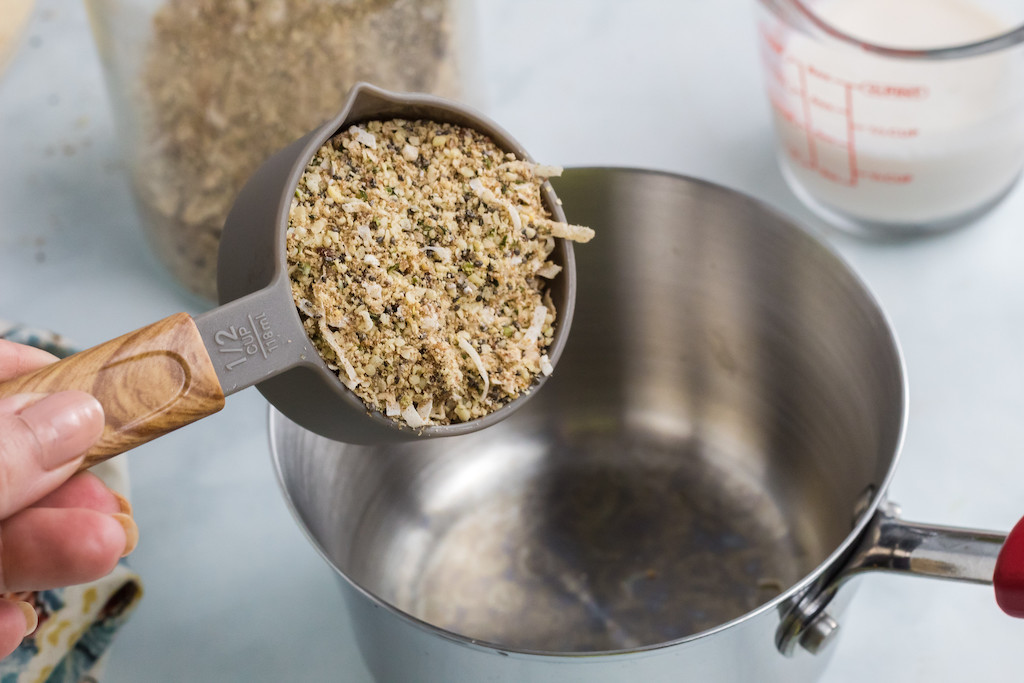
0 313 226 469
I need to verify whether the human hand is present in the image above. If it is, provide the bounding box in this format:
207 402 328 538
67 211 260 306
0 339 138 659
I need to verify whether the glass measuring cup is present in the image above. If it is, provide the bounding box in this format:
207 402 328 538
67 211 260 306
756 0 1024 235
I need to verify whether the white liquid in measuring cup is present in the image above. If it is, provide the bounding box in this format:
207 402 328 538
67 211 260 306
762 0 1024 226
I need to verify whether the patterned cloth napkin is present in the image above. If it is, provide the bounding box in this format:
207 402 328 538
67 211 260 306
0 322 143 682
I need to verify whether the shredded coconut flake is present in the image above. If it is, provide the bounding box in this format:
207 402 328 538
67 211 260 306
507 204 522 231
350 125 377 149
318 318 359 389
536 262 562 279
297 297 319 318
458 336 490 400
531 164 563 178
343 200 370 213
357 309 374 332
468 177 486 197
402 404 426 428
524 305 548 343
468 177 501 208
539 218 595 243
423 245 452 261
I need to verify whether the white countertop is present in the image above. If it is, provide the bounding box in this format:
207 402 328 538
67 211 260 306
2 1 1023 680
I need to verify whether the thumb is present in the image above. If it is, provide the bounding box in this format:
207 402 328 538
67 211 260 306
0 392 104 519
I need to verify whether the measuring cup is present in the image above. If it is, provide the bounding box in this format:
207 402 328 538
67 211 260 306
0 83 577 467
756 0 1024 235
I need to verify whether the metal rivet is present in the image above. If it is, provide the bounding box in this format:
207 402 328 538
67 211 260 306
799 612 840 655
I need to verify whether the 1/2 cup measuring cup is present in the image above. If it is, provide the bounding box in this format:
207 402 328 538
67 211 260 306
756 0 1024 235
0 84 577 466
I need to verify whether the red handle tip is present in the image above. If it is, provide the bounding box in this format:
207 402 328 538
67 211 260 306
995 516 1024 618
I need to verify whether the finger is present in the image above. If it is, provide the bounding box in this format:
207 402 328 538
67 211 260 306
30 471 128 515
0 599 36 659
0 340 58 382
0 391 105 518
0 507 136 593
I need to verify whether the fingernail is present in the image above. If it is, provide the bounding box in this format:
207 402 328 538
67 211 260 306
111 491 133 516
20 392 104 470
112 513 138 557
16 601 37 637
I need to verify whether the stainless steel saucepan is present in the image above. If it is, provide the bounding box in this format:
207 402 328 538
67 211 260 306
270 167 1024 682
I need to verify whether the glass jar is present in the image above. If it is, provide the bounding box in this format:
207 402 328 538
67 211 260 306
0 0 36 76
85 0 475 303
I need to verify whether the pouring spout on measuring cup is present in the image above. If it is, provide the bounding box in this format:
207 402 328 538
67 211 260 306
0 84 580 466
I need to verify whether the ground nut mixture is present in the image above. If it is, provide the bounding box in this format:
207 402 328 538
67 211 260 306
134 0 461 300
287 119 594 427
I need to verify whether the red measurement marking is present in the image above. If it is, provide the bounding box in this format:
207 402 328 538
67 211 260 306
862 171 913 184
844 83 857 185
815 166 855 184
761 23 785 56
798 63 817 170
809 97 846 115
857 82 929 99
769 96 799 125
854 125 920 139
764 65 786 87
786 145 811 166
806 64 842 84
808 129 849 147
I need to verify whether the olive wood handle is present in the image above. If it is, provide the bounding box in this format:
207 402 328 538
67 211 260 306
0 313 226 469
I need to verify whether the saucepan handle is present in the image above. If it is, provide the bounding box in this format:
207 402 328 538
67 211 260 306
995 516 1024 617
842 504 1006 587
845 505 1024 620
777 504 1022 656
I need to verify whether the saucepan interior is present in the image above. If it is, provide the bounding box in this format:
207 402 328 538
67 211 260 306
270 167 905 654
